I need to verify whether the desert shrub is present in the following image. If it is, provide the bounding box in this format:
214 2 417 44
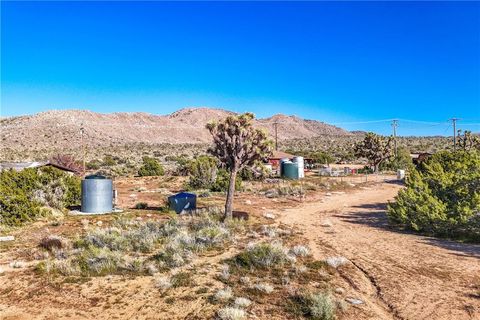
102 155 117 167
138 157 164 176
79 220 163 253
239 162 271 181
75 246 125 276
186 155 218 189
235 242 289 269
233 297 252 308
253 282 274 293
325 257 348 268
170 271 194 288
155 275 173 292
40 211 242 278
387 150 480 242
380 146 414 171
0 167 80 226
214 286 233 302
135 202 148 209
211 169 242 192
290 245 311 257
40 235 68 251
287 291 337 320
217 307 246 320
86 159 102 170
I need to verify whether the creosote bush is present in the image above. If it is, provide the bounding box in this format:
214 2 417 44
0 167 80 226
138 156 164 177
387 150 480 242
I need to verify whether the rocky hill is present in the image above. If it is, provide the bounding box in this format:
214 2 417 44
0 107 351 153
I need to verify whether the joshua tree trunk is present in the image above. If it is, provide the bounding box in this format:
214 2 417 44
224 168 237 219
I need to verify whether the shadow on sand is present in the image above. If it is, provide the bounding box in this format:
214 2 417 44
334 202 480 259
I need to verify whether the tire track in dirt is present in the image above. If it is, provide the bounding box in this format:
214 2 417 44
276 181 480 320
349 259 404 320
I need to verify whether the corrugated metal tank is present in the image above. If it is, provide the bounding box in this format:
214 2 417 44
292 156 305 178
282 162 299 179
81 175 113 213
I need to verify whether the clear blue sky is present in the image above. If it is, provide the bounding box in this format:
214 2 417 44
1 1 479 135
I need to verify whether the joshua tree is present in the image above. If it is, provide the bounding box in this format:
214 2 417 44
456 130 480 151
207 113 272 219
354 132 393 172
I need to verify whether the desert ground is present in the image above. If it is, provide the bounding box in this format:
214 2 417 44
0 176 479 320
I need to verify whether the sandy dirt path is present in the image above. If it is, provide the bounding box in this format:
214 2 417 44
276 181 480 320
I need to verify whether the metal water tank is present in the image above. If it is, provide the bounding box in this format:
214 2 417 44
292 156 305 178
81 175 113 213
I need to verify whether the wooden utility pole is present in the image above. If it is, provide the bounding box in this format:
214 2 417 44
273 121 279 151
391 119 398 157
80 124 86 177
450 118 459 151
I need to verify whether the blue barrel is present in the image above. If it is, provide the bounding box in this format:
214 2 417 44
282 162 299 179
81 175 113 213
168 192 197 214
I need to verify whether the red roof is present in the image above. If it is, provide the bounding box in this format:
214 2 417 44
268 151 295 160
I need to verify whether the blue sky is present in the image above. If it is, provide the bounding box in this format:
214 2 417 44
1 1 479 135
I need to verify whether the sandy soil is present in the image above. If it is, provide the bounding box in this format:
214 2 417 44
1 177 479 320
276 181 480 320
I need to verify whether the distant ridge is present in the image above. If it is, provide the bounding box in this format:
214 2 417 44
0 107 351 152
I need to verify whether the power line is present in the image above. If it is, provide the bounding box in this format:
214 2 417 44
273 121 279 151
391 119 398 157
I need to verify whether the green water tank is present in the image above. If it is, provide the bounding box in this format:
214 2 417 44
282 162 299 179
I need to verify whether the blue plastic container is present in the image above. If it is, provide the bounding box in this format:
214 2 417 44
168 192 197 214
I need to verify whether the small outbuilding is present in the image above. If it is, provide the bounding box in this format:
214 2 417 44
0 161 80 175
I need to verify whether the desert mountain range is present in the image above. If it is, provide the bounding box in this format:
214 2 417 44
0 107 351 151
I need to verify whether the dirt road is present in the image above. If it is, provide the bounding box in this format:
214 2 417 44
277 181 480 320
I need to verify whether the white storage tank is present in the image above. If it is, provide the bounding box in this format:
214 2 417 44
397 169 406 180
292 156 305 178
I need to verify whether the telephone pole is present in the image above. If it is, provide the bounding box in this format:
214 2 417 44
450 118 459 151
80 124 86 177
391 119 398 157
273 122 279 151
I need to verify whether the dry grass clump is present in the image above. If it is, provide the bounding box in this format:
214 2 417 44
155 275 173 292
290 245 311 257
153 214 237 270
286 291 338 320
253 282 274 294
235 242 290 269
217 306 246 320
214 286 234 302
233 297 251 308
325 257 348 268
37 210 244 278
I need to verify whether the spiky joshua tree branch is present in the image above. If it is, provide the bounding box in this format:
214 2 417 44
207 113 272 219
